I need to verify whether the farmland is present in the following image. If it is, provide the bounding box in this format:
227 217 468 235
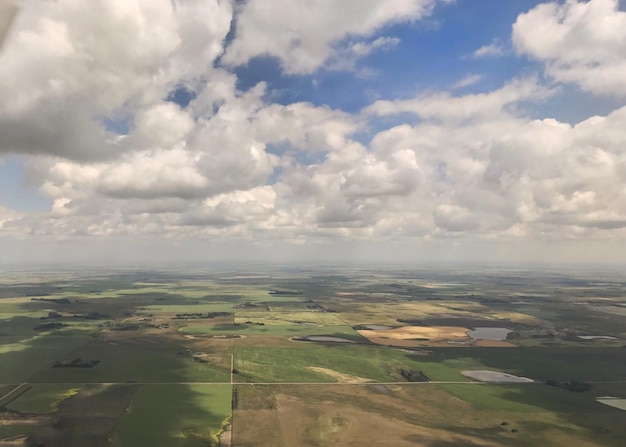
2 265 626 446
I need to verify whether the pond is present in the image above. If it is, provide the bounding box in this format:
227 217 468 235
467 327 512 341
578 335 618 340
597 397 626 410
462 370 533 383
294 336 356 343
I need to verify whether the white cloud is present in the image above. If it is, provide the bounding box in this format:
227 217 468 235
452 74 483 89
5 94 626 254
350 36 400 57
0 0 233 159
222 0 440 74
326 36 401 72
2 0 626 264
365 77 553 123
0 205 22 232
472 40 505 58
98 148 208 200
513 0 626 95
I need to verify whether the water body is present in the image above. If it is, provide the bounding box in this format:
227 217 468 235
462 370 533 383
467 327 512 341
578 335 618 340
296 336 355 343
362 324 391 330
597 397 626 410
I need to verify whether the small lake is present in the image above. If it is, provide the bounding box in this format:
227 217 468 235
296 336 355 343
462 370 533 383
597 397 626 411
467 327 512 341
362 324 391 330
578 335 618 340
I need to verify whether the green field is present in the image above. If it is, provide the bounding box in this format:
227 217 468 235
112 384 232 447
433 347 626 382
5 383 81 414
33 339 231 383
234 345 468 383
0 334 89 383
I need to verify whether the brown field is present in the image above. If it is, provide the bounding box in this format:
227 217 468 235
357 325 470 347
233 385 509 447
489 311 540 325
233 383 597 447
0 434 28 446
305 367 371 384
232 383 612 447
474 339 517 347
0 413 48 426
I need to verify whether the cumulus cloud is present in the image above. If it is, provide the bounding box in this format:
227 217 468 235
513 0 626 95
2 0 626 263
0 0 232 159
0 205 22 233
365 77 554 123
6 92 626 250
222 0 440 74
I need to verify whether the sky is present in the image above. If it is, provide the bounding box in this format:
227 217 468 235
1 0 626 266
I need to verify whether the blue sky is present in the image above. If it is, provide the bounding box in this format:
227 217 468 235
0 157 51 211
232 0 543 110
1 0 626 265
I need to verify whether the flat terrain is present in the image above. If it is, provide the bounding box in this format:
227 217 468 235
2 266 626 446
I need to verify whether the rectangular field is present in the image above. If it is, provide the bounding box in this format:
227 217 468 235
233 344 468 383
112 384 232 447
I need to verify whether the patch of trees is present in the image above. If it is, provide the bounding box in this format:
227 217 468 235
244 321 265 326
237 302 258 309
110 324 139 331
33 322 67 331
231 368 253 380
232 388 238 409
31 297 70 304
41 311 111 321
80 312 110 320
546 379 592 392
398 368 430 382
53 358 100 368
